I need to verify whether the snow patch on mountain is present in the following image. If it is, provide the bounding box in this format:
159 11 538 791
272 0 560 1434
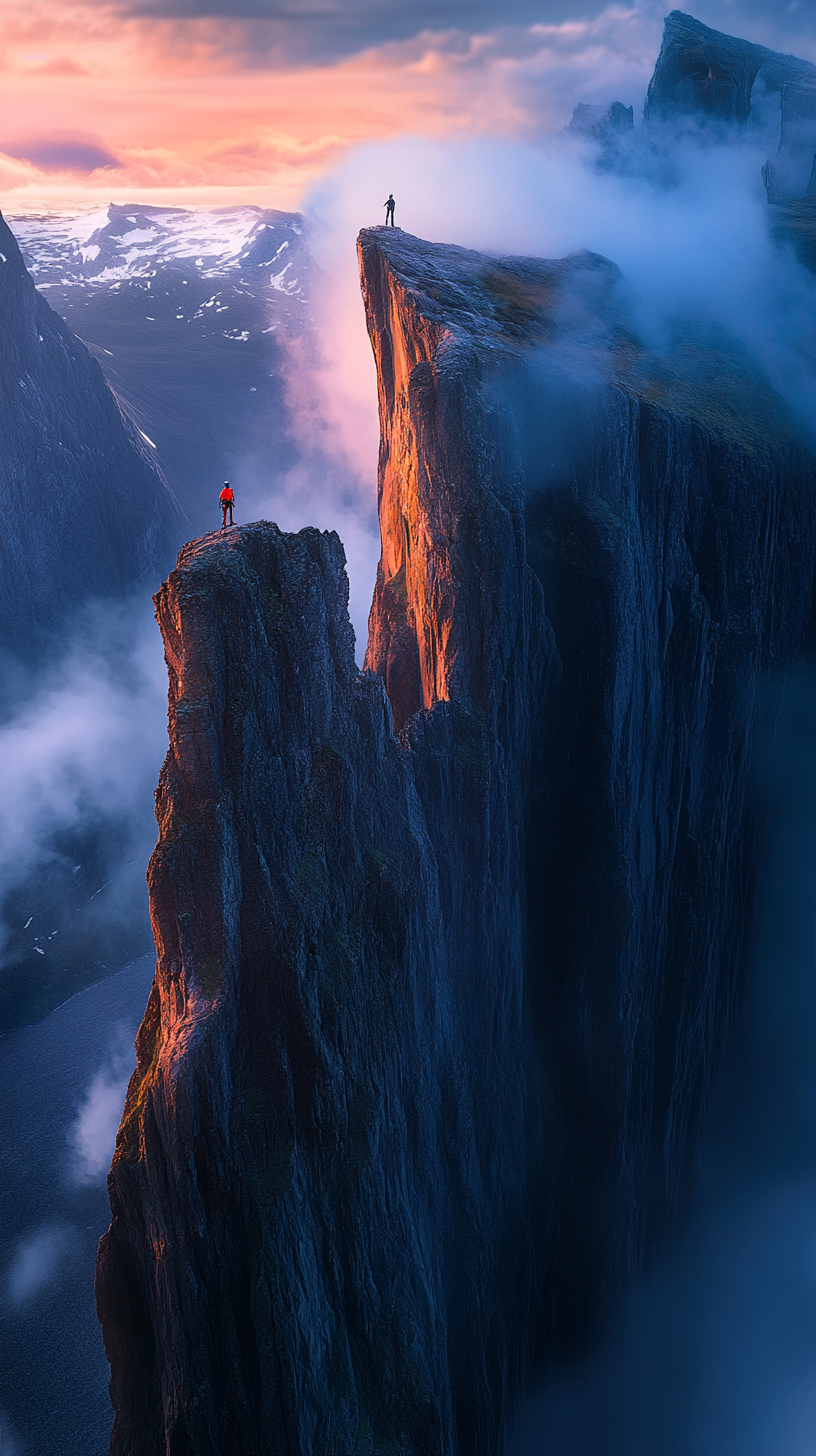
9 204 307 296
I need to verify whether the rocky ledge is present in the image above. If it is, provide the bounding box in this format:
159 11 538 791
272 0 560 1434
96 227 816 1454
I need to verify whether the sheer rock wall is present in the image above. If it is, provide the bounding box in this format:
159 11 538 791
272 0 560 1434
644 10 816 205
96 227 816 1453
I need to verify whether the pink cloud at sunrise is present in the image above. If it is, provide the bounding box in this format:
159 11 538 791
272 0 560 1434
0 1 667 213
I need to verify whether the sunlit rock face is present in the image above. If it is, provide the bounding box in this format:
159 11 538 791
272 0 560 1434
96 228 816 1454
0 211 181 661
97 513 553 1456
361 232 606 733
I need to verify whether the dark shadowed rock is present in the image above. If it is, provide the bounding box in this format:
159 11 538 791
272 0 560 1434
0 210 181 663
770 192 816 273
565 101 634 141
0 209 184 1032
96 228 816 1453
97 513 554 1456
564 102 635 175
645 11 816 206
645 11 774 128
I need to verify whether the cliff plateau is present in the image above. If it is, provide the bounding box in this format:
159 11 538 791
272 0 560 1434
97 228 816 1453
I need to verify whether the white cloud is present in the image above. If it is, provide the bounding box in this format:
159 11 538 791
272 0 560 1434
0 597 167 951
6 1224 74 1306
68 1022 135 1184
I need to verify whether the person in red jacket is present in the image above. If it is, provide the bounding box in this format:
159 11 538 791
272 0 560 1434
220 481 234 528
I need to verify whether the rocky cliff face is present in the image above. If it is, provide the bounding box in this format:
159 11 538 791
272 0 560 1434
97 228 816 1453
645 11 816 205
0 210 181 662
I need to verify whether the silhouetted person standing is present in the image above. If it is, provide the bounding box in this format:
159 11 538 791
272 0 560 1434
384 194 395 226
220 481 234 527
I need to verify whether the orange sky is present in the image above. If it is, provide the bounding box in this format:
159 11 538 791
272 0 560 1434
0 1 665 213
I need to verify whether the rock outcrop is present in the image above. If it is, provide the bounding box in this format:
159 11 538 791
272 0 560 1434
565 101 634 143
97 228 816 1453
0 210 181 663
644 11 816 205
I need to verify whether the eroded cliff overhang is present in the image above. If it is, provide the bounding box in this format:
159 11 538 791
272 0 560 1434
645 11 816 205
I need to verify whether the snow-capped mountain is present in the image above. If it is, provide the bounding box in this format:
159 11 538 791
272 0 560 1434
11 202 308 294
9 205 313 527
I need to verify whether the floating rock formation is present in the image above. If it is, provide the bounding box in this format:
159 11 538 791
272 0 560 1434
0 210 181 663
97 227 816 1453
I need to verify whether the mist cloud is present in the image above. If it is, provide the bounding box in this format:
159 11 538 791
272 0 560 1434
68 1023 136 1183
5 1224 75 1307
241 282 380 651
296 121 816 556
0 598 166 960
510 675 816 1456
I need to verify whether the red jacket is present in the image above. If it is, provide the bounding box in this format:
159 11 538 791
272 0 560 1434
220 488 234 503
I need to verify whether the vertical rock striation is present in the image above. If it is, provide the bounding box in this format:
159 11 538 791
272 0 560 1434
98 508 552 1454
97 228 816 1452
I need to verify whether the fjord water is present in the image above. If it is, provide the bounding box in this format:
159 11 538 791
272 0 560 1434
0 956 155 1456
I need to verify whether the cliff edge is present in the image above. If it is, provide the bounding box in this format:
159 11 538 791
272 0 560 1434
96 228 816 1453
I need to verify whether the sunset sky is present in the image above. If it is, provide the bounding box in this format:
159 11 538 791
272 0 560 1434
0 0 812 216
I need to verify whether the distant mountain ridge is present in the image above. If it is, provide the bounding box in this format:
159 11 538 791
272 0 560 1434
9 205 313 527
0 208 181 658
11 202 308 293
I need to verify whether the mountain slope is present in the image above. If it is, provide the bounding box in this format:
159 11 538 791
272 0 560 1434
9 205 312 527
0 209 181 660
645 11 816 218
0 209 183 1032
